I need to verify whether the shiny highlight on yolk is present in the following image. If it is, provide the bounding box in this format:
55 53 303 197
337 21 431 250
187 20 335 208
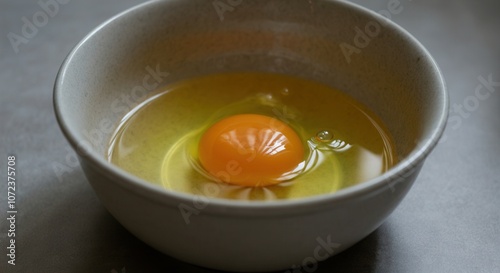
198 114 305 187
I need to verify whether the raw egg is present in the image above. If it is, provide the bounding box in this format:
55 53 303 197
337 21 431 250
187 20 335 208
108 72 397 200
198 114 305 187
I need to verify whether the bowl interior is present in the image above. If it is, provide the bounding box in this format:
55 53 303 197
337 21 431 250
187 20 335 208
55 0 446 197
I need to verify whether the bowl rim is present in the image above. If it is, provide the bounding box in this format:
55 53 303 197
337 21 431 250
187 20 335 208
53 0 448 216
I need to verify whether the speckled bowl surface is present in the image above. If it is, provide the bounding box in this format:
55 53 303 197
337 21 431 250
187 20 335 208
54 0 447 271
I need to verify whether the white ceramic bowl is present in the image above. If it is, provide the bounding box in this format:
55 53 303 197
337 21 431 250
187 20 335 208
54 0 447 271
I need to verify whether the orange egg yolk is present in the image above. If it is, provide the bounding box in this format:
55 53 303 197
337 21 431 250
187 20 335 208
198 114 304 187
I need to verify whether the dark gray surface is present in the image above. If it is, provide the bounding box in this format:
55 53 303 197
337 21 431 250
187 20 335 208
1 0 499 272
